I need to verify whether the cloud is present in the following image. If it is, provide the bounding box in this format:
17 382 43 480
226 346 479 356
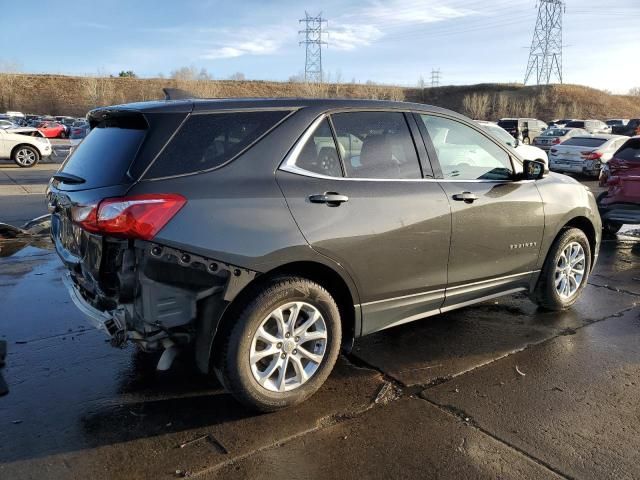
330 0 477 50
201 37 282 60
329 24 384 51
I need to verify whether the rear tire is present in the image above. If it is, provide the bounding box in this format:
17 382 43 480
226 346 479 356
603 221 622 236
531 228 591 311
12 145 40 168
214 276 342 412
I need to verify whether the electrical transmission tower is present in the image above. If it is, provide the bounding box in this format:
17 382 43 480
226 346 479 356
299 12 328 83
431 69 441 87
524 0 565 85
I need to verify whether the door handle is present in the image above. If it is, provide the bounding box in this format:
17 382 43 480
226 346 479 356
309 192 349 207
452 191 479 204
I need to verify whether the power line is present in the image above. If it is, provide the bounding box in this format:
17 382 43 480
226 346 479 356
524 0 565 85
299 12 328 83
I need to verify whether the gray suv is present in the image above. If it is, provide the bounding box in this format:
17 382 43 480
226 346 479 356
48 98 601 411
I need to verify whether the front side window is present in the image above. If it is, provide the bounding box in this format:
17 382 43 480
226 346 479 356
330 112 422 179
146 110 290 178
420 115 513 181
293 118 343 177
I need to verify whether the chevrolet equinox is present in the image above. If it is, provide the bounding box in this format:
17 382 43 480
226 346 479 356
48 98 601 411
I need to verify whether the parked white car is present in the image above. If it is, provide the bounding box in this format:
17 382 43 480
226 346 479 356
564 119 611 134
0 127 52 167
477 121 548 167
548 134 627 177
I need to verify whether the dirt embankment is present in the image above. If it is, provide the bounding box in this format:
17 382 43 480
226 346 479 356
1 73 638 120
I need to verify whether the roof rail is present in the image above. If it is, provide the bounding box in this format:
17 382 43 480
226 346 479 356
162 88 198 100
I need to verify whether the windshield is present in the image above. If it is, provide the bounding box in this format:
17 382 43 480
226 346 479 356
483 124 516 146
497 120 517 129
606 120 623 126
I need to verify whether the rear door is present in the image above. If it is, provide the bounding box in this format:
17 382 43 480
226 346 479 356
277 110 451 335
415 113 545 309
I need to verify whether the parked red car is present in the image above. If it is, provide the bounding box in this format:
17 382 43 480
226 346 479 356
36 121 66 138
597 136 640 234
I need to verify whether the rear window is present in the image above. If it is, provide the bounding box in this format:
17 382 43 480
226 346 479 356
542 129 568 136
59 115 147 188
615 139 640 161
497 120 517 129
565 121 585 128
562 137 607 148
145 110 290 178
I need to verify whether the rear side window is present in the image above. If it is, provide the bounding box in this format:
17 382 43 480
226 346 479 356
330 111 422 179
615 139 640 161
59 115 147 189
145 111 290 178
562 137 607 147
293 118 343 178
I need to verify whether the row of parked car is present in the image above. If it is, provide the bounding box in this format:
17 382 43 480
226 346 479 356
0 112 90 140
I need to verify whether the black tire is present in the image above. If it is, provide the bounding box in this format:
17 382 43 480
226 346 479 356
12 145 40 168
531 228 591 311
214 276 342 412
603 221 622 236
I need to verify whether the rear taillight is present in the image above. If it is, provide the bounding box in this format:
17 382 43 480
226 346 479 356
553 138 561 144
581 151 603 160
71 193 186 240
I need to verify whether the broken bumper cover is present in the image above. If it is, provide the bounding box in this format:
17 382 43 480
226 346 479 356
61 272 125 338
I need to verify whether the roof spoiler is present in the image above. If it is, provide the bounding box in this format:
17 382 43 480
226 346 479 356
163 88 198 100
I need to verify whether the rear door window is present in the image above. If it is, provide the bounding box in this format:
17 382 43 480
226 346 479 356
292 118 343 177
330 111 422 179
615 139 640 161
145 110 290 178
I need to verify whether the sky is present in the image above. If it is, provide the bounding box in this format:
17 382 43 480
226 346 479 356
2 0 639 93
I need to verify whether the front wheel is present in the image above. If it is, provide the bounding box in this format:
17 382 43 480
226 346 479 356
214 276 342 412
531 228 591 311
12 145 40 168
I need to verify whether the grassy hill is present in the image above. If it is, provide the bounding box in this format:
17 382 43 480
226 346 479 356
0 73 638 120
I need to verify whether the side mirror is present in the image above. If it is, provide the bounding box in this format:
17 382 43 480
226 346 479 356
523 159 546 180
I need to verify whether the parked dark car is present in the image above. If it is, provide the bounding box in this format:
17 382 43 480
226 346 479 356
497 118 547 144
612 118 640 137
598 136 640 234
48 98 601 411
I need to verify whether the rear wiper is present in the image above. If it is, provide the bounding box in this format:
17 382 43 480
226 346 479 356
52 172 86 185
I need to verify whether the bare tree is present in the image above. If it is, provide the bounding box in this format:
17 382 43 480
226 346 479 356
0 61 21 110
228 72 246 81
462 93 490 119
629 87 640 96
83 72 112 108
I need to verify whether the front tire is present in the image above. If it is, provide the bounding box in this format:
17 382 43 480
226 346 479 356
531 228 591 311
12 145 40 168
214 276 342 412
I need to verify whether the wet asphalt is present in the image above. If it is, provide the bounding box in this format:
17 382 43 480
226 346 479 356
0 175 638 479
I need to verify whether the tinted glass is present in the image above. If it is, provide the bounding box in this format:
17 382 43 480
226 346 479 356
565 121 585 128
59 115 146 188
615 139 640 161
293 118 343 177
146 111 289 178
421 115 513 180
497 120 517 129
562 137 607 147
331 112 421 179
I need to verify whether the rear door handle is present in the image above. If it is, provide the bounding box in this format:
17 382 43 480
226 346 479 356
309 192 349 207
452 191 479 203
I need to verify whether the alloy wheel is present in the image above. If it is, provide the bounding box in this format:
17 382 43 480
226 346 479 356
249 301 327 392
554 242 586 298
15 148 37 167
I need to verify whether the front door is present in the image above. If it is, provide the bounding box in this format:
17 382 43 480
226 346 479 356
416 113 545 309
277 111 451 334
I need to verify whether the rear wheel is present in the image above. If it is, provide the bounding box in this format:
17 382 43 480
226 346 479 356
603 221 622 235
214 276 342 412
12 145 40 168
531 228 591 311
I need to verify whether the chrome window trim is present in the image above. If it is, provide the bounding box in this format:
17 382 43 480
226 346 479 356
280 113 526 183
